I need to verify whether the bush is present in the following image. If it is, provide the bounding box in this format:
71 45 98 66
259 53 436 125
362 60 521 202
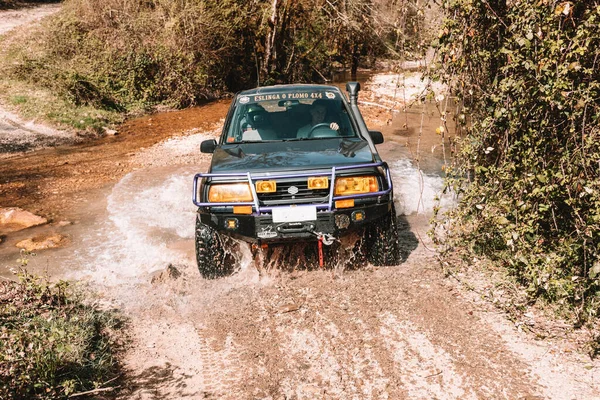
0 0 419 130
0 263 123 399
433 1 600 323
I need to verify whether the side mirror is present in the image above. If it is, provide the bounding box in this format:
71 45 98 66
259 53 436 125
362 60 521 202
369 130 384 145
200 139 217 153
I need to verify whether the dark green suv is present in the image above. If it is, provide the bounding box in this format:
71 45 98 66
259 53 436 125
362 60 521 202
194 83 400 278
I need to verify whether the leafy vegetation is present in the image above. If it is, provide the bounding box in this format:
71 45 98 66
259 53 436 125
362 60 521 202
0 0 431 131
433 0 600 332
0 260 124 399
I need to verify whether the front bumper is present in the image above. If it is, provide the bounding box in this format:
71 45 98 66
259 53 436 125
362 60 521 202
198 200 392 244
193 162 394 243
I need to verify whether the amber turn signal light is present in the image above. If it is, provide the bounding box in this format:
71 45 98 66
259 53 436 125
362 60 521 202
256 180 276 193
308 177 329 190
335 199 355 209
233 206 253 215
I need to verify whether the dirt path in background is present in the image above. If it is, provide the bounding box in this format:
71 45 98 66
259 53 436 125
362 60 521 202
0 4 70 155
0 2 60 35
1 5 599 400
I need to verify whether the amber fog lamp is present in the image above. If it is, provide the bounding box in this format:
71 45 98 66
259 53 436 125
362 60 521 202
308 177 329 190
352 210 365 221
208 183 253 202
256 180 277 193
334 176 379 195
226 218 238 229
233 206 253 215
335 199 355 209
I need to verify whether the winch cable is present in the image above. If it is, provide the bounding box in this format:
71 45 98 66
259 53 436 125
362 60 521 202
318 238 324 268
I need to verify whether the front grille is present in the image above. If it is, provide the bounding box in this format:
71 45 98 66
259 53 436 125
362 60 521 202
257 180 329 204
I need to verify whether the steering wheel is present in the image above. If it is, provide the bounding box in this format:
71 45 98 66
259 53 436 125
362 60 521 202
307 123 334 138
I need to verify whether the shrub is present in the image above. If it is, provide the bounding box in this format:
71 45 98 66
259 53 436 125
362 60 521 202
0 0 419 129
433 1 600 322
0 264 123 399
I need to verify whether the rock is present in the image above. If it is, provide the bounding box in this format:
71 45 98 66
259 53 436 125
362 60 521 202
103 127 118 136
151 264 182 284
56 220 72 227
0 207 47 234
277 303 302 314
16 233 67 251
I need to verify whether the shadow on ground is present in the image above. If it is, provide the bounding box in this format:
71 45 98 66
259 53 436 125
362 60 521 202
396 214 419 263
120 363 195 399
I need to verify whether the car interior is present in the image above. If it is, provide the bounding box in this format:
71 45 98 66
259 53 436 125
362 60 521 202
232 99 355 142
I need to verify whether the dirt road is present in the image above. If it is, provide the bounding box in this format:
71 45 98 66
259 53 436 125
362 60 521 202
114 236 599 399
1 5 599 400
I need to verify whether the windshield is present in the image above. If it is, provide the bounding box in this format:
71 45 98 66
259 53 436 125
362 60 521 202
224 90 358 143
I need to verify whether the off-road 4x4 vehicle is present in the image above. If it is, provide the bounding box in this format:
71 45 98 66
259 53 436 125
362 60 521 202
194 83 400 278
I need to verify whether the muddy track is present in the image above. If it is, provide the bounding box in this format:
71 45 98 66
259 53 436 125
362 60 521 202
115 234 598 399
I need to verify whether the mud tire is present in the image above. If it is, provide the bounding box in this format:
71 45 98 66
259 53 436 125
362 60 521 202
195 214 235 279
364 205 401 266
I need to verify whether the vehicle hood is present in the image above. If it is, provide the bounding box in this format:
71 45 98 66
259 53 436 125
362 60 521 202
210 139 375 173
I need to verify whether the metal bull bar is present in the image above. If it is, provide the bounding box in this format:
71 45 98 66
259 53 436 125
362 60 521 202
192 162 393 214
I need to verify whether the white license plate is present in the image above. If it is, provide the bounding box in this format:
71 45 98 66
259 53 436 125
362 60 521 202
272 206 317 223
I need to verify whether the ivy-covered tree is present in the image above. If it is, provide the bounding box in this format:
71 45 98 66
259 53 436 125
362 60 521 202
434 1 600 323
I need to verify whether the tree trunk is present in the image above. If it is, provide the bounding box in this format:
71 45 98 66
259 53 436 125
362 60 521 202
351 42 360 80
261 0 280 79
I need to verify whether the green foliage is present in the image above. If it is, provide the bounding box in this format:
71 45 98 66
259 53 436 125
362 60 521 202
433 1 600 323
9 95 27 105
0 260 123 399
0 0 419 130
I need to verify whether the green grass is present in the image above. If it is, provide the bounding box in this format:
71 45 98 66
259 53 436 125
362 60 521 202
0 260 125 399
0 80 124 131
9 95 28 105
0 15 126 133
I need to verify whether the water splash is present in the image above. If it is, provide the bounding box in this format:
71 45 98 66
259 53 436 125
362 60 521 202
368 73 447 102
66 130 450 285
71 166 198 285
70 164 268 286
390 159 454 215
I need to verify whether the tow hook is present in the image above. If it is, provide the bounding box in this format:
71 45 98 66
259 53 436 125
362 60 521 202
316 233 336 246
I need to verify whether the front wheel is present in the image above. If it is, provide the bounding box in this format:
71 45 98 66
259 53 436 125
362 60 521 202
364 205 401 266
195 215 235 279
